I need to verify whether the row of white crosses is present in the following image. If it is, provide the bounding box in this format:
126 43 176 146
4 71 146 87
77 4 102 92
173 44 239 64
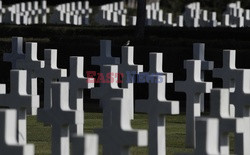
176 43 250 154
95 1 127 26
50 1 92 25
223 1 250 27
0 37 181 155
2 0 49 25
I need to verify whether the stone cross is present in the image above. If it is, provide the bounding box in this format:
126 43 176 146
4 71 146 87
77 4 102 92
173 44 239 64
61 56 94 135
213 50 238 92
16 42 44 115
175 60 212 148
0 109 34 155
135 52 179 155
194 117 220 155
0 70 39 144
117 46 143 120
71 134 99 155
36 49 67 110
91 65 128 109
37 82 83 155
193 43 214 112
3 37 25 69
209 88 250 155
95 98 147 155
91 40 120 66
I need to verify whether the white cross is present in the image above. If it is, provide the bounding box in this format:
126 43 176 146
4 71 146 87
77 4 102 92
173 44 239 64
175 60 212 148
71 134 99 155
16 42 44 115
194 117 220 155
0 109 34 155
36 49 67 110
213 50 239 92
0 70 39 144
91 40 120 66
193 43 214 112
95 98 147 155
61 56 94 135
209 89 250 155
3 37 25 69
135 52 179 155
118 46 143 120
37 82 83 155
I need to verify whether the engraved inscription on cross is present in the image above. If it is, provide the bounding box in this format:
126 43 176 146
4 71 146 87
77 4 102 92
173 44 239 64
175 60 212 148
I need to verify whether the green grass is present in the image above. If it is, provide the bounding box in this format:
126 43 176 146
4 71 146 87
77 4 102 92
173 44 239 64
27 113 194 155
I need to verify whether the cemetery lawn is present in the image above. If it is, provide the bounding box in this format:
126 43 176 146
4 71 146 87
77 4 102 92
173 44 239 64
27 112 234 155
27 113 193 155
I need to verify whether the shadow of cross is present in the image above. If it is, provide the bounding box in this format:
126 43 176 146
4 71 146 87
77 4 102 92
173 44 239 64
175 60 212 148
61 56 94 136
193 43 214 112
37 82 83 155
36 49 67 110
95 98 147 155
3 37 25 69
135 52 179 155
0 109 34 155
16 42 45 115
0 70 39 144
118 46 143 120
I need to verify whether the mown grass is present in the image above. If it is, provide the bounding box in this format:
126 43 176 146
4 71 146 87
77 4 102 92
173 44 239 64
27 113 194 155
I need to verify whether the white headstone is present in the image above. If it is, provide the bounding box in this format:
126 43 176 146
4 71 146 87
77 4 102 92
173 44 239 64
37 82 83 155
36 49 67 110
0 109 34 155
95 98 147 154
3 37 25 69
16 42 44 115
175 60 212 148
0 70 39 144
135 53 179 155
61 56 94 135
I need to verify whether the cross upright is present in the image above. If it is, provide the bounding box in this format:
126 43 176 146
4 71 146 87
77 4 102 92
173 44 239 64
95 98 147 155
175 60 212 148
213 49 239 92
135 52 179 155
209 88 250 155
193 43 214 112
36 49 67 110
0 109 35 155
91 40 120 67
16 42 44 115
117 46 143 120
37 82 83 155
91 65 128 107
61 56 94 135
3 37 25 69
0 70 39 144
